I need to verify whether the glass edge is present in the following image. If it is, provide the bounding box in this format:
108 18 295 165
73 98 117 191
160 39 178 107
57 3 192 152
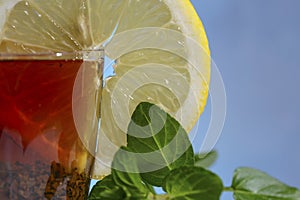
0 49 104 60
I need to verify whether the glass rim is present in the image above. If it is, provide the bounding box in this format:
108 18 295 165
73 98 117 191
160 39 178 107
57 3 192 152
0 49 104 60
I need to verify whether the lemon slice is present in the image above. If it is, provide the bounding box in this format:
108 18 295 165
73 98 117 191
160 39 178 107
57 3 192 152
0 0 210 177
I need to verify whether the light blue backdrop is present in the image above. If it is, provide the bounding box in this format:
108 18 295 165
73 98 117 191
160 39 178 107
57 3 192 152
191 0 300 199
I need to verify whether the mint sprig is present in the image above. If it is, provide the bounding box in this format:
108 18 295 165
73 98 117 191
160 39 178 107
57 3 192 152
231 167 300 200
89 175 125 200
111 147 149 199
163 166 223 200
127 102 194 186
194 150 218 168
89 102 300 200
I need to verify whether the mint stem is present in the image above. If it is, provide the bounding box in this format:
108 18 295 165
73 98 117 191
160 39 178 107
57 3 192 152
223 186 234 192
148 193 169 200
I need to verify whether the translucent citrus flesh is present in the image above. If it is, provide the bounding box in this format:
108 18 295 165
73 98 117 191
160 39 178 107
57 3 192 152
0 0 210 176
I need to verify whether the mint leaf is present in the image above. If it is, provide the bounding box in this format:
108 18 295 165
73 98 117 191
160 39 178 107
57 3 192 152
144 182 156 195
163 166 223 200
195 150 218 168
111 147 149 199
127 102 194 186
88 175 125 200
232 167 300 200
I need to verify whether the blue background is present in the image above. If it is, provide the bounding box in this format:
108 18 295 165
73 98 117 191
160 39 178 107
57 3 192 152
190 0 300 199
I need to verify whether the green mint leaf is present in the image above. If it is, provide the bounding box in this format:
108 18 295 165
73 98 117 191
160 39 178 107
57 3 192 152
232 167 300 200
127 102 194 186
163 166 223 200
88 175 126 200
144 182 156 195
194 150 218 168
111 147 149 199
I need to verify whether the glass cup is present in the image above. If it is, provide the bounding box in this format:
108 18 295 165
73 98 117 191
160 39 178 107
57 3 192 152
0 50 104 199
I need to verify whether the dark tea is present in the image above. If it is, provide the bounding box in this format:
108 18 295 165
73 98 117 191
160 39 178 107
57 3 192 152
0 58 100 199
